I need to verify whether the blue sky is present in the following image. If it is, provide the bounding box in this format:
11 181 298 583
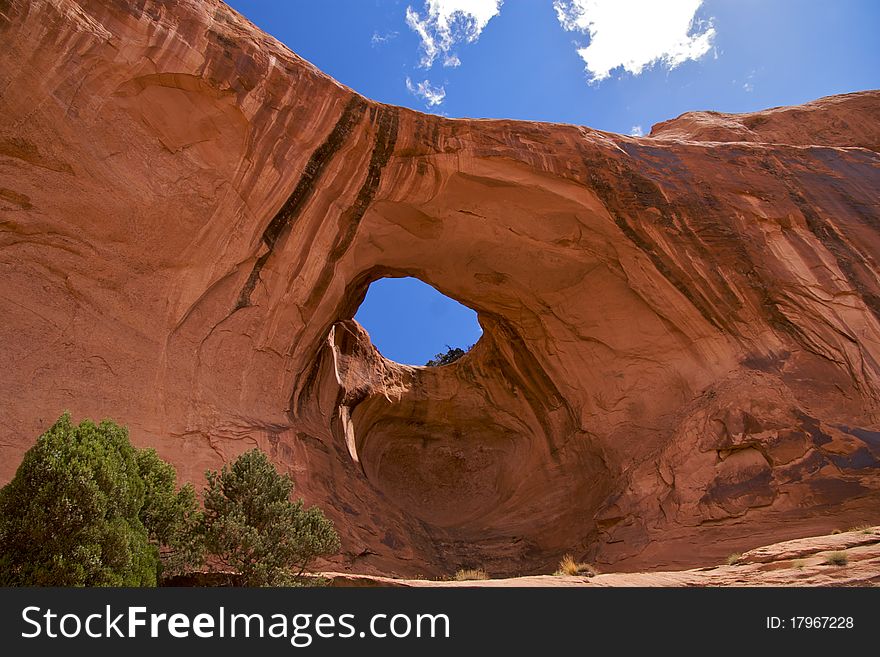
225 0 879 365
354 278 483 365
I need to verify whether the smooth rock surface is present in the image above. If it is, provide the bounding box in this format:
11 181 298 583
2 0 880 577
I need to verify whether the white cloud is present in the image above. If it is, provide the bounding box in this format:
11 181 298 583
629 125 644 137
371 31 398 46
406 77 447 106
406 0 502 68
554 0 715 83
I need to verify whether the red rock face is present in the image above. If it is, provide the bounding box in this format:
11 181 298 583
2 0 879 577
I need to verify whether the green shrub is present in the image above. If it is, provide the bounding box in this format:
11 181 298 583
203 449 340 586
726 552 742 566
0 413 156 586
137 448 204 578
425 345 470 367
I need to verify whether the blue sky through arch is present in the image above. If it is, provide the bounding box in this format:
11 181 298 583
354 278 482 366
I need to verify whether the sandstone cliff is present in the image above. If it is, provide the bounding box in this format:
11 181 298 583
1 0 879 577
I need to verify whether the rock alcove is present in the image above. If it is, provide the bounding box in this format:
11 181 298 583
301 271 612 575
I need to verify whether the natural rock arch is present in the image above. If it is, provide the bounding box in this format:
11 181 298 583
2 0 880 575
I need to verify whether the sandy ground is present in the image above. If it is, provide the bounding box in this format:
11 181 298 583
323 526 880 587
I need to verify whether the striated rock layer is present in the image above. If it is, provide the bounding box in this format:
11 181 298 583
2 0 880 577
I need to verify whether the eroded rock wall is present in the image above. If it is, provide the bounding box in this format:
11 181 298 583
2 0 879 575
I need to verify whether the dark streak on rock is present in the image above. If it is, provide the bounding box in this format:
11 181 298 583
290 105 400 418
581 150 733 333
776 449 827 484
796 192 880 323
235 96 369 310
297 105 399 325
808 477 867 504
835 424 880 448
795 410 833 447
829 447 879 470
770 160 880 325
704 468 774 505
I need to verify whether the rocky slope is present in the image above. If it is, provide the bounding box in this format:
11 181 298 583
1 0 879 577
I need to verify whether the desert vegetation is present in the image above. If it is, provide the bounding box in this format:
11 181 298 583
425 344 472 366
453 568 489 581
0 414 169 586
0 413 339 586
555 554 598 577
203 448 339 586
822 551 849 566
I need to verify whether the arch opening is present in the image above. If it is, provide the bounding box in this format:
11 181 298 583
353 276 482 366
